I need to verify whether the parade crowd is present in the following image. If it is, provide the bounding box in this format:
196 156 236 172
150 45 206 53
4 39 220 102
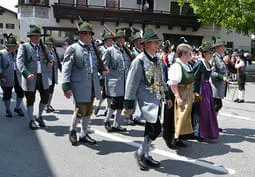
0 22 252 171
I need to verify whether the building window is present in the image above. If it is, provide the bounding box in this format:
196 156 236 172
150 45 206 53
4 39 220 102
106 0 120 9
6 24 15 29
0 23 3 28
170 1 180 15
77 0 87 6
21 0 49 6
0 39 3 44
170 1 194 15
226 42 233 49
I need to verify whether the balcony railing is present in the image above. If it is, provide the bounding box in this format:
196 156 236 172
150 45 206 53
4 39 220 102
18 0 50 7
52 3 201 31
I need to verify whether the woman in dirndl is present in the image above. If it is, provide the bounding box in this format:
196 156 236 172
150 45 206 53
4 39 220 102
167 43 194 147
192 42 219 139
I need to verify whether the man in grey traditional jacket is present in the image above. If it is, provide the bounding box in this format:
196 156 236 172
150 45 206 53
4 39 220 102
123 26 172 171
17 25 52 130
0 34 24 117
94 32 113 116
210 38 229 131
45 37 62 113
102 30 132 132
62 22 107 146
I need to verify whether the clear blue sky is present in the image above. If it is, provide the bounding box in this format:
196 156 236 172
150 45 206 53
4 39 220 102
0 0 17 12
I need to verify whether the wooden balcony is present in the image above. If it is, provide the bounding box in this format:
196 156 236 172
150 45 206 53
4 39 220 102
52 3 201 31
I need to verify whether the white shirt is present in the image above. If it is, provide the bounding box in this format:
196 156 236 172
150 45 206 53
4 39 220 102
79 40 93 73
167 58 192 85
31 42 42 74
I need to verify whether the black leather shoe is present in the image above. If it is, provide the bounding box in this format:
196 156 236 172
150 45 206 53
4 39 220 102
29 120 39 130
79 134 97 145
238 99 244 103
46 105 55 113
108 126 127 133
165 139 177 149
35 117 46 127
6 110 12 118
145 156 160 167
69 130 78 146
14 108 24 117
94 107 100 116
104 110 108 116
175 139 187 147
233 98 240 102
104 121 112 131
134 151 149 171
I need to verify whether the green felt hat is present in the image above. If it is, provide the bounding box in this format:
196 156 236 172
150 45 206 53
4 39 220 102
27 25 42 37
77 22 94 35
131 32 142 42
45 36 54 45
4 34 17 46
201 42 214 52
213 38 225 48
114 30 126 38
103 32 113 40
141 26 161 43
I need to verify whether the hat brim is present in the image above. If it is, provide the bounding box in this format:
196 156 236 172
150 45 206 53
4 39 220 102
27 33 43 37
77 31 95 36
213 43 225 48
141 38 162 44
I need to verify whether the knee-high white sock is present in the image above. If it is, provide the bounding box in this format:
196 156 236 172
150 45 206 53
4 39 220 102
27 106 34 120
106 98 111 108
80 116 91 137
137 136 150 156
16 97 23 109
144 138 153 158
104 108 114 123
112 109 121 128
241 90 245 100
47 94 53 107
38 103 46 118
238 90 242 100
70 109 80 131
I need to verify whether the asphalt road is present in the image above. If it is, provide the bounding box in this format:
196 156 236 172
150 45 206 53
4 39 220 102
0 79 254 177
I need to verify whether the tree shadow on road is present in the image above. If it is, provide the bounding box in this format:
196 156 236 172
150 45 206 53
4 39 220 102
0 118 54 177
175 129 250 159
156 159 229 176
43 125 69 137
53 109 73 115
82 139 138 155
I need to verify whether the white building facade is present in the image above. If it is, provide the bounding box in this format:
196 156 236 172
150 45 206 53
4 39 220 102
16 0 252 50
0 6 20 48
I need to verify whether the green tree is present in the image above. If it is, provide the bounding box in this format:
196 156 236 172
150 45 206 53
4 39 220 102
178 0 255 35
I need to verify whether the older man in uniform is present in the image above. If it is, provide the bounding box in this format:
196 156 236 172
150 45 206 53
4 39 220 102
210 38 229 132
0 34 24 117
94 32 113 116
17 25 52 130
123 26 172 170
102 30 132 132
62 22 106 146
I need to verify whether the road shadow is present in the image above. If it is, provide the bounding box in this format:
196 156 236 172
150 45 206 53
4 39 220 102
0 118 54 177
42 114 59 121
83 139 138 155
156 159 229 176
43 125 69 137
54 109 73 115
